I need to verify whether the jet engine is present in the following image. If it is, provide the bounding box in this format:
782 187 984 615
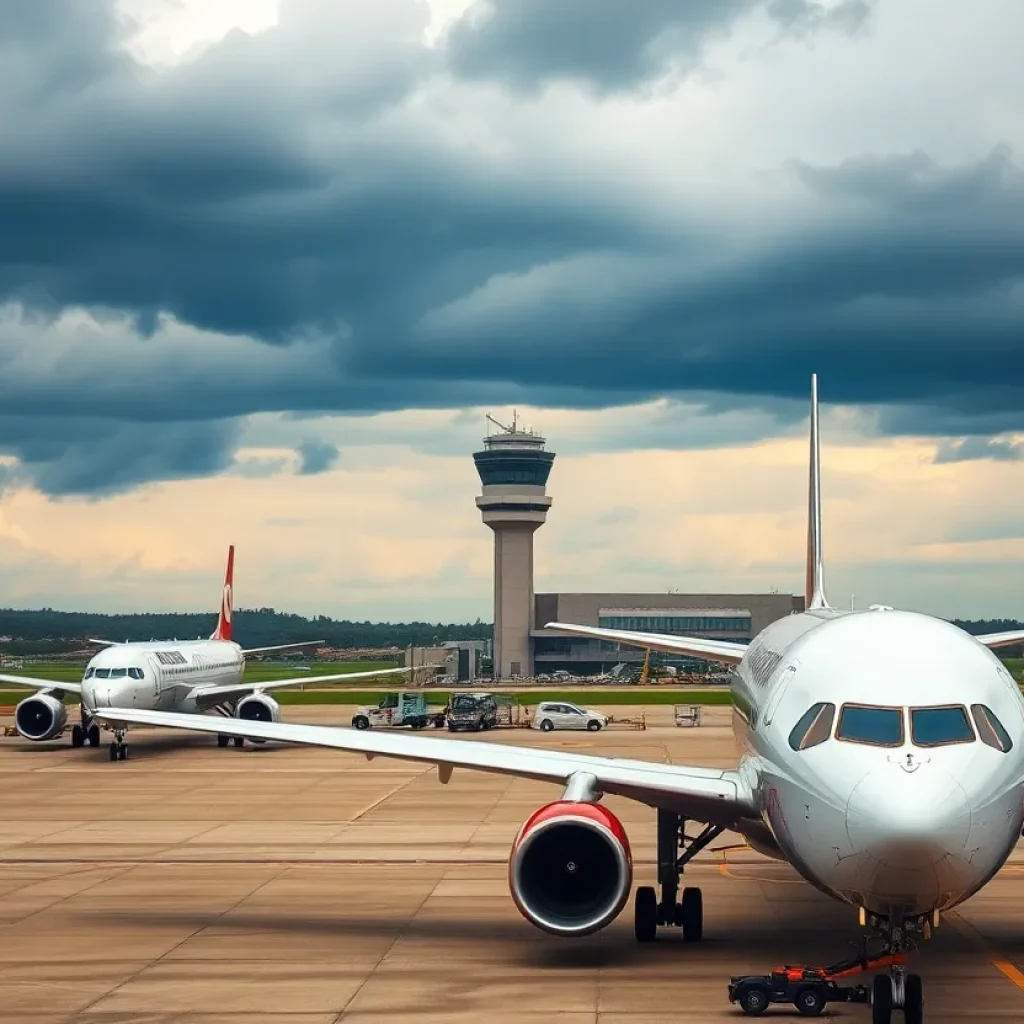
235 693 280 744
14 694 68 741
509 801 632 937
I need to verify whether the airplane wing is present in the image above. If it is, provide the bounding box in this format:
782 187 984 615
0 673 82 695
544 621 747 666
240 640 326 655
975 630 1024 650
186 666 413 707
92 706 755 824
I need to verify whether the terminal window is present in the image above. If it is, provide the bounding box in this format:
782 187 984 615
599 615 752 633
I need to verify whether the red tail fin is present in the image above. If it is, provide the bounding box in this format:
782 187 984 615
211 545 234 641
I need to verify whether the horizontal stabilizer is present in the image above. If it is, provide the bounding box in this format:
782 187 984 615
188 665 412 708
241 639 326 656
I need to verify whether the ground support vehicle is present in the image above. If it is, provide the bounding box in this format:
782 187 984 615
674 705 703 727
729 950 915 1019
351 692 444 730
530 700 608 732
447 692 499 731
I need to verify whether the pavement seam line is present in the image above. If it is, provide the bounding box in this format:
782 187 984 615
71 860 293 1017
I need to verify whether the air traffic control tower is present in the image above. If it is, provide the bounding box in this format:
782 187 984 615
474 414 555 679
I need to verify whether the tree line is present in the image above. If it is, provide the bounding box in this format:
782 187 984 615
0 607 492 655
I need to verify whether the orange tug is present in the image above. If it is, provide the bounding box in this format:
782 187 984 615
728 950 909 1017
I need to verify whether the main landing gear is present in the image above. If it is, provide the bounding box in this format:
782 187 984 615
70 707 101 749
634 809 723 943
108 729 128 762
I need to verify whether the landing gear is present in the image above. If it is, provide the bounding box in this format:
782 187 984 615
217 735 229 748
72 708 101 749
633 809 722 942
108 729 128 761
867 913 926 1024
233 736 244 748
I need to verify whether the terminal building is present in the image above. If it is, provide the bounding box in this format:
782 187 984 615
473 416 803 679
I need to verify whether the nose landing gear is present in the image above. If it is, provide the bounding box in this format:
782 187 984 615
108 729 128 762
869 915 925 1024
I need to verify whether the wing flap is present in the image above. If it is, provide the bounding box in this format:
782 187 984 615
94 707 754 824
0 673 82 695
544 621 746 666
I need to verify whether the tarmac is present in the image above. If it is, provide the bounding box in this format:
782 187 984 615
1 704 1023 1022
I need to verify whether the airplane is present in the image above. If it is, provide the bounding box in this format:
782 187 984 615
1 545 412 761
92 377 1024 1023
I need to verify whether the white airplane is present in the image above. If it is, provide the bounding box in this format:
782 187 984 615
94 377 1024 1023
1 546 411 761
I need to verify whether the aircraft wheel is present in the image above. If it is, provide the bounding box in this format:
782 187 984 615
87 725 101 746
71 725 84 748
903 974 923 1024
871 975 892 1024
217 735 229 748
634 886 658 942
119 745 129 761
233 736 245 748
108 743 118 762
681 886 703 942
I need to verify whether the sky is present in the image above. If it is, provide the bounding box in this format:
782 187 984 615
1 0 1023 621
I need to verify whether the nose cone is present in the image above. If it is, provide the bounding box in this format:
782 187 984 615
847 768 971 868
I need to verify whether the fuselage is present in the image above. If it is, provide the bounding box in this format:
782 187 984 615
81 640 244 714
731 606 1024 921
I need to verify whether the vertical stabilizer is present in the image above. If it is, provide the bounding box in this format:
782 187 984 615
805 376 830 611
211 545 235 641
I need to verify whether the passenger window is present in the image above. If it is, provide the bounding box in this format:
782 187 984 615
836 704 903 747
910 705 974 747
788 702 836 751
972 704 1013 753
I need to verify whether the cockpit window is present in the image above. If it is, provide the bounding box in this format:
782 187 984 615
94 668 111 679
836 704 903 747
972 704 1013 753
128 667 144 680
84 668 94 679
910 705 974 747
109 668 127 678
788 702 836 751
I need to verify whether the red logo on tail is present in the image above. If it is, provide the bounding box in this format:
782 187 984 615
212 545 235 642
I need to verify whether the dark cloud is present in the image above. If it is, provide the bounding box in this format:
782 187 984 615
0 1 1022 497
296 440 340 474
934 436 1024 464
445 0 869 92
0 415 239 497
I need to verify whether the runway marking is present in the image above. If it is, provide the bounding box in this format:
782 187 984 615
947 910 1024 997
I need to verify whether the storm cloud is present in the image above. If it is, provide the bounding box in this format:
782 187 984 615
0 0 1023 495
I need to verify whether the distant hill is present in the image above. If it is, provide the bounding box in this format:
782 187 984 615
0 607 491 655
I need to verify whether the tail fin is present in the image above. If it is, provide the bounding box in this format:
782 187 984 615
211 545 235 641
805 375 830 611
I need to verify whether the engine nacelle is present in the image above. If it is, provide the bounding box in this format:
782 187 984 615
15 694 68 741
235 693 280 744
509 801 632 937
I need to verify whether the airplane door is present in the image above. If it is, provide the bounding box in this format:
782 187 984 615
762 663 799 729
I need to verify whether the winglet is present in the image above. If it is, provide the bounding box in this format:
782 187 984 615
806 375 829 611
211 545 235 641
